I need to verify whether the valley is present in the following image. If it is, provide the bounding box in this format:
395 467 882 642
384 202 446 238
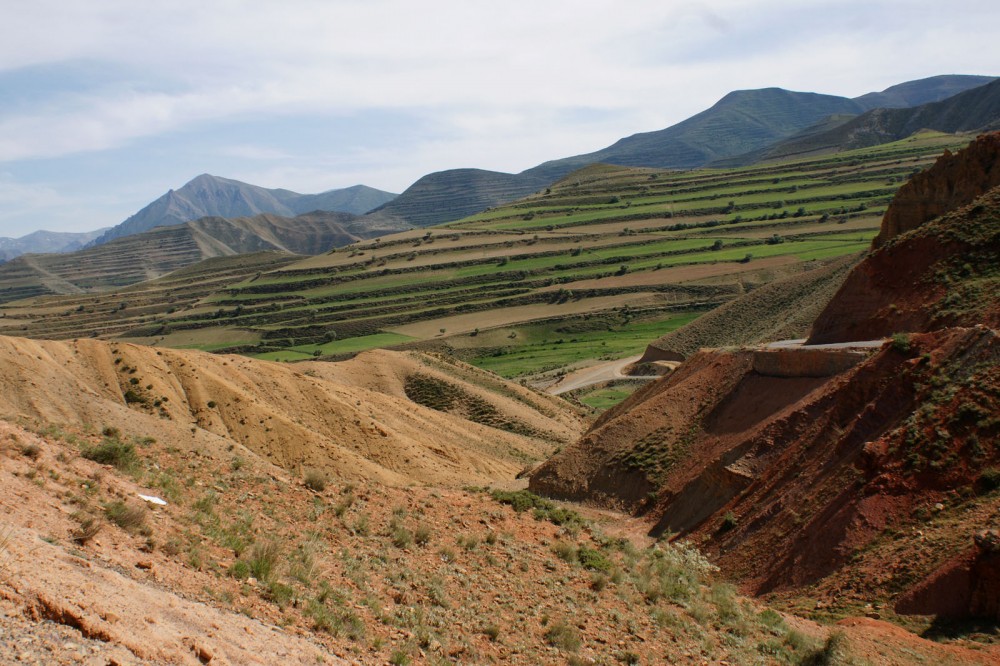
0 72 998 664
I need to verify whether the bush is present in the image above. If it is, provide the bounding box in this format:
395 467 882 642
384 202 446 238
246 540 282 583
544 619 582 651
577 546 612 572
414 524 432 546
83 437 139 471
978 467 1000 492
303 469 327 492
104 501 147 533
891 332 912 354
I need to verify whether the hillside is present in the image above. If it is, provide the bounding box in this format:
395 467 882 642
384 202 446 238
11 412 977 664
524 88 866 182
741 79 1000 165
0 210 408 303
362 168 550 228
529 131 1000 633
90 174 397 246
0 336 583 486
853 74 996 111
2 333 995 664
641 253 860 362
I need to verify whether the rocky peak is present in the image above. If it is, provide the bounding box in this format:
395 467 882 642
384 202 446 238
875 131 1000 247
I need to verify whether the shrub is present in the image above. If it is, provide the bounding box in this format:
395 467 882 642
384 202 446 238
104 501 147 532
577 546 612 572
891 332 912 354
246 540 282 583
70 513 102 545
303 469 327 492
414 524 432 546
544 619 582 651
83 437 139 472
229 560 251 580
720 511 737 532
19 443 41 459
978 467 1000 492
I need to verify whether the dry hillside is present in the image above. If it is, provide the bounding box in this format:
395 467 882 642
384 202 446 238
0 336 584 487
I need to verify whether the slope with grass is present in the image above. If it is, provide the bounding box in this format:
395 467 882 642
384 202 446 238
7 414 977 664
641 252 860 361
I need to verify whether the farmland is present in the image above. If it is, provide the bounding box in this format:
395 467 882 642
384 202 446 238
0 131 968 380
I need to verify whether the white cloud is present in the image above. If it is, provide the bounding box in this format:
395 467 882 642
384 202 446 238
0 0 997 234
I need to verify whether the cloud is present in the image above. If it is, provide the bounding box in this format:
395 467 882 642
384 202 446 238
0 0 997 235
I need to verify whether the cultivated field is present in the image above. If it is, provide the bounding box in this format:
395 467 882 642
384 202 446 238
0 131 968 384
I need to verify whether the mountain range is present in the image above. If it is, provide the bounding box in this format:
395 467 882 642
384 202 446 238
88 176 398 247
0 228 109 262
364 74 998 228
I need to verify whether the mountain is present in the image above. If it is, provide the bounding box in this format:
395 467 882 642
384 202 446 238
0 210 409 303
362 168 549 228
90 174 397 246
368 76 994 229
523 88 867 181
731 78 1000 164
0 228 109 262
529 132 1000 623
854 74 996 111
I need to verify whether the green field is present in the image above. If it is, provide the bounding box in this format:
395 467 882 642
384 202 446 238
469 311 700 378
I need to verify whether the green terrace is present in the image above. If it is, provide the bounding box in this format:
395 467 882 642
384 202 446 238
0 130 969 372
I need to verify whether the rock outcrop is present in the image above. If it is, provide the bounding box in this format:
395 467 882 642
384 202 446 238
874 131 1000 247
808 133 1000 344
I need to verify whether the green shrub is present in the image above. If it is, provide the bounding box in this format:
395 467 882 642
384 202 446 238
891 332 912 354
414 524 432 546
577 546 612 572
246 540 282 583
979 467 1000 492
82 437 139 472
104 500 147 532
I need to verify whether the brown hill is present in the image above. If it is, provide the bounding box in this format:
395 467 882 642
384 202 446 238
876 130 1000 247
531 327 1000 621
810 137 1000 344
0 336 583 486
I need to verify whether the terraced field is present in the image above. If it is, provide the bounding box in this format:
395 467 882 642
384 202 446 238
0 131 969 378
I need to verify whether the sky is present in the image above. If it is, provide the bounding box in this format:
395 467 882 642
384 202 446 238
0 0 997 238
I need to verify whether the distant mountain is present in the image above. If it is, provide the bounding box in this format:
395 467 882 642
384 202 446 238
0 210 409 304
523 88 867 182
89 174 397 246
0 228 109 262
853 74 996 111
729 78 1000 164
362 169 550 228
